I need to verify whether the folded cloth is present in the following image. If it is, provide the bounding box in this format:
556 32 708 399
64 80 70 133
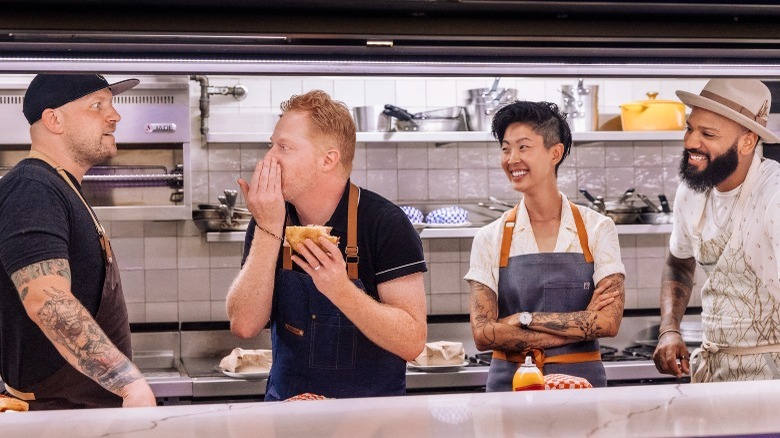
399 205 424 224
412 341 466 366
426 206 469 224
219 348 272 373
543 373 593 390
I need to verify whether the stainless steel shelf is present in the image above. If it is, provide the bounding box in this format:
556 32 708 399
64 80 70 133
207 130 685 144
206 223 672 242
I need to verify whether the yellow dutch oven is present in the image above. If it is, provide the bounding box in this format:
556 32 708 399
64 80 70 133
620 92 686 131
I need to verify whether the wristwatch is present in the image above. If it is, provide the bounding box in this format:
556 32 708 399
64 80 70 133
519 312 533 329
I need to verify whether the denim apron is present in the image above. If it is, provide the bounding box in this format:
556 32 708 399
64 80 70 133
2 151 130 410
485 201 606 391
263 183 406 401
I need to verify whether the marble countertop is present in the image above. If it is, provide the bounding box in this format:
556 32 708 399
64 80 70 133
3 379 778 437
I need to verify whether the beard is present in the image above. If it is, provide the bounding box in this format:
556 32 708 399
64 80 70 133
678 142 739 193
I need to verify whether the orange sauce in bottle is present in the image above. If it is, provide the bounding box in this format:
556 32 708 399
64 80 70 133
512 355 545 391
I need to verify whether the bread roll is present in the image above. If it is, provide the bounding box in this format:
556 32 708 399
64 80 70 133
0 394 29 412
285 225 339 252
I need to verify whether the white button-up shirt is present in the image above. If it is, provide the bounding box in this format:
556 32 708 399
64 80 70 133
464 192 626 294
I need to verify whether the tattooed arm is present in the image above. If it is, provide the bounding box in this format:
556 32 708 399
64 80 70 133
11 259 156 407
653 253 696 377
469 280 568 352
468 274 624 353
522 273 625 341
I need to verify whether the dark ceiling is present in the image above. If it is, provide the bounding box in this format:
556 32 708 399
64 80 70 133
2 1 780 68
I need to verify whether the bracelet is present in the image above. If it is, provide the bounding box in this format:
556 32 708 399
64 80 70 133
658 329 682 340
256 224 283 242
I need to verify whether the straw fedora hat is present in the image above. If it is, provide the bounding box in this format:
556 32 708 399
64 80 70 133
676 79 780 143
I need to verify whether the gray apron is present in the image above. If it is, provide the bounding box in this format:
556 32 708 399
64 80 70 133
2 151 130 410
486 201 606 391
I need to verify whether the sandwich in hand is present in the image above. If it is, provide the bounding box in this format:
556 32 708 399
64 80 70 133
0 394 29 412
285 225 339 252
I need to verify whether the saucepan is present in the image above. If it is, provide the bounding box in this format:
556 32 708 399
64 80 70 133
352 105 392 132
637 193 674 224
193 206 252 232
579 187 642 224
383 104 469 132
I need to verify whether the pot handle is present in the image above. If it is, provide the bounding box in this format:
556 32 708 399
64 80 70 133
579 187 597 203
658 194 672 213
383 104 414 121
637 193 661 212
616 188 636 204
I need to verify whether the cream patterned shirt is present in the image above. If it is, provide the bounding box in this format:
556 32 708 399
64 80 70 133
669 157 780 381
670 156 780 297
464 192 625 294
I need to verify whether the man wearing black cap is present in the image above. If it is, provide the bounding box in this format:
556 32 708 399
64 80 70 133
653 79 780 383
0 74 156 409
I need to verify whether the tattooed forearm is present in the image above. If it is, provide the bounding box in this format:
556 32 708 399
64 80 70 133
660 253 696 329
539 311 600 341
468 280 552 352
12 259 71 302
36 286 142 393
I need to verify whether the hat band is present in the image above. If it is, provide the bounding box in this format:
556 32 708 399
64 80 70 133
700 90 767 127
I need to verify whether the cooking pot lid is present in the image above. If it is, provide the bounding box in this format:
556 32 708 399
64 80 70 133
621 92 684 107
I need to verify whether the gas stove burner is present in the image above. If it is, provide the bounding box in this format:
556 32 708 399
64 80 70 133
623 345 656 360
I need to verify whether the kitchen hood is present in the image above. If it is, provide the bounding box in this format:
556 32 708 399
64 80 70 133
2 1 780 77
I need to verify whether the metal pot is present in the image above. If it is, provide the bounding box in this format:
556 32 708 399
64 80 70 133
192 207 252 232
352 105 392 132
620 92 686 131
464 83 517 132
579 187 642 224
560 79 599 132
395 118 466 132
639 212 673 224
384 104 469 132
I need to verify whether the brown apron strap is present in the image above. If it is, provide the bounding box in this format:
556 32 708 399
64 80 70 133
283 216 293 270
499 205 518 268
569 201 593 264
3 383 36 401
499 200 591 267
346 183 359 280
27 150 113 265
281 183 359 280
492 349 601 368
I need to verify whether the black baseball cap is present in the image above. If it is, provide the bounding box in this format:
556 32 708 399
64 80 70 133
23 74 139 125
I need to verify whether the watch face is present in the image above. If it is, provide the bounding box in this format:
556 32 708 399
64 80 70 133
520 312 532 325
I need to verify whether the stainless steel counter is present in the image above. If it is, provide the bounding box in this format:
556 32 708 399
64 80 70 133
134 318 685 404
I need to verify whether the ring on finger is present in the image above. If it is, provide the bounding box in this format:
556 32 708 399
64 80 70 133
313 265 321 271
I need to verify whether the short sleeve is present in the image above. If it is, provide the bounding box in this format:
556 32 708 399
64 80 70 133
372 205 427 284
588 215 625 286
0 175 70 276
464 220 501 294
669 183 696 260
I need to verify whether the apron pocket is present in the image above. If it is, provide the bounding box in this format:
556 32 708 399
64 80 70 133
543 281 592 311
309 313 357 370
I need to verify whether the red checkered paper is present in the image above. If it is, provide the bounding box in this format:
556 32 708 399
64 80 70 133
543 373 593 390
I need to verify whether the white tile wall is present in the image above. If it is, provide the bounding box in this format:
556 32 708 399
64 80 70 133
107 74 707 322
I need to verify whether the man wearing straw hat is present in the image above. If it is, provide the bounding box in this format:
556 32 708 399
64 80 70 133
653 79 780 383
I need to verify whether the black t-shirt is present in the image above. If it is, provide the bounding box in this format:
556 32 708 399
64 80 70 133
0 158 105 389
242 181 427 300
